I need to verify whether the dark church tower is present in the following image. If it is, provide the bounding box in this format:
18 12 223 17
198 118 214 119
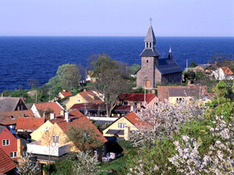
136 23 160 89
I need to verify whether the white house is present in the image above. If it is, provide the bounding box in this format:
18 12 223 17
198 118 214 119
212 67 234 80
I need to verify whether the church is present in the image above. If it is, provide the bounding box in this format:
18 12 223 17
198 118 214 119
136 24 183 89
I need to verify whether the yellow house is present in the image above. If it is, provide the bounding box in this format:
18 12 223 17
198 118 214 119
27 112 107 163
30 120 53 141
103 112 144 140
64 90 103 110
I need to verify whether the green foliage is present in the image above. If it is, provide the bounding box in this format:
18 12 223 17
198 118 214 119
195 71 205 80
129 64 140 74
126 138 177 174
189 61 198 68
65 124 104 151
100 156 127 175
43 158 74 175
57 63 81 90
91 55 118 76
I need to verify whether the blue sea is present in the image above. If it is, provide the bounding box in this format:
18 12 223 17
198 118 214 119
0 36 233 92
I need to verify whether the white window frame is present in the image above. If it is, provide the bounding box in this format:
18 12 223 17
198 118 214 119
52 136 59 144
10 151 17 158
118 123 126 128
2 139 10 146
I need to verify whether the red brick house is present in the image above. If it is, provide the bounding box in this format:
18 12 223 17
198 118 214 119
0 125 18 159
0 148 16 174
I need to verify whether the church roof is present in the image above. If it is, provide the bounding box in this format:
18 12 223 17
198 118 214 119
140 48 160 57
144 26 156 42
157 58 183 75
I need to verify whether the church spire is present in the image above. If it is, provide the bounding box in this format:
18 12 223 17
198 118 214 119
144 18 156 44
139 19 160 57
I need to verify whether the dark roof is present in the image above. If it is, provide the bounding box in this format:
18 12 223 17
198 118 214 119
140 48 160 57
71 103 106 111
113 105 131 112
0 97 23 112
144 26 156 42
157 58 183 75
106 129 124 135
169 87 200 97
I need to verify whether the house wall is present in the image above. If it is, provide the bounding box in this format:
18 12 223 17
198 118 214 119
102 117 138 140
65 94 88 110
212 68 225 80
39 123 79 152
169 96 192 105
31 104 41 118
147 96 157 108
30 121 53 141
0 127 17 158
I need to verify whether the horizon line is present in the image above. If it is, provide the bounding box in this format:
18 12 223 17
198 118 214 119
0 35 233 38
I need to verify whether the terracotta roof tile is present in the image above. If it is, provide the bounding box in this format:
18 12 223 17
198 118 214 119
0 110 34 125
35 102 63 117
124 112 145 126
60 91 72 98
0 148 16 174
56 113 107 143
119 93 156 103
221 67 234 75
16 117 45 130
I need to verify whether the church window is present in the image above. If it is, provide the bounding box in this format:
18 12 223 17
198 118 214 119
149 42 151 48
146 43 148 48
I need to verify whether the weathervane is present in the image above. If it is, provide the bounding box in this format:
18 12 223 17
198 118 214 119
150 17 152 25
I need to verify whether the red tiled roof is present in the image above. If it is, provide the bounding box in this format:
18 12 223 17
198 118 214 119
119 93 156 103
60 91 72 98
35 102 63 117
124 112 144 126
56 114 107 143
221 67 234 75
0 110 34 125
16 117 45 130
0 148 16 174
50 109 84 124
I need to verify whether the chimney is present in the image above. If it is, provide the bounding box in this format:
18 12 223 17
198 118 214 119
84 89 86 92
130 105 134 112
65 111 70 122
50 113 55 120
1 93 3 97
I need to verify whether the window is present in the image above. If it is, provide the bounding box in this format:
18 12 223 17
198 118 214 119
146 60 148 63
10 152 17 158
118 123 125 128
176 98 184 103
123 102 128 106
52 136 59 144
2 139 10 146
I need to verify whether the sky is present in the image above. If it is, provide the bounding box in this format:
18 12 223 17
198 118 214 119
0 0 233 37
